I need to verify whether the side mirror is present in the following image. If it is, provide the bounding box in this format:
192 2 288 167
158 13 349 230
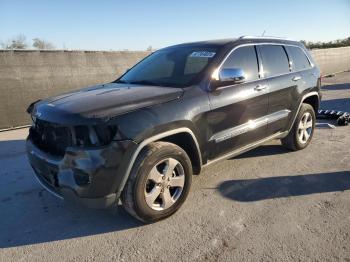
219 68 246 84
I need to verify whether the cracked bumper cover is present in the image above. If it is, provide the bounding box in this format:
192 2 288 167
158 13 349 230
26 138 137 208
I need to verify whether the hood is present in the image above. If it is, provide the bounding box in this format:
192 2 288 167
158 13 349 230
32 83 183 125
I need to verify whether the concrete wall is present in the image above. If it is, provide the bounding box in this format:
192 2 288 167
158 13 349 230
310 46 350 75
0 46 349 130
0 50 150 129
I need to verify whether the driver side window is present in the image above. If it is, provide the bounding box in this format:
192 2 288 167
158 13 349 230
222 46 259 82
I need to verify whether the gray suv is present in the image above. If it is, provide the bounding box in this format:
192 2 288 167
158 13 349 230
27 36 321 222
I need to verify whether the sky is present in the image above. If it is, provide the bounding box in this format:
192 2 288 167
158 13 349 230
1 0 350 50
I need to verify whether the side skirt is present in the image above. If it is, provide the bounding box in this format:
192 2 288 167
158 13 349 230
203 131 288 168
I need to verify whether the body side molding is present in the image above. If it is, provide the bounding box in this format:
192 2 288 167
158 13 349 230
210 109 291 143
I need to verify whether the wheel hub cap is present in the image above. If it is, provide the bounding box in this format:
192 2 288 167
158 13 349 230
144 158 185 211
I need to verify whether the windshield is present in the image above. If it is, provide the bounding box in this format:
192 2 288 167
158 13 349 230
116 47 217 87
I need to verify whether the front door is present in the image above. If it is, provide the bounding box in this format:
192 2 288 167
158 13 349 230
207 45 269 160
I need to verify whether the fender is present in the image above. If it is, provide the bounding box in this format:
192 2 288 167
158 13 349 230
115 127 202 197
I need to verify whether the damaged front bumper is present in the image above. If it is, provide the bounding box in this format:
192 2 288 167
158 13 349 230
26 138 137 208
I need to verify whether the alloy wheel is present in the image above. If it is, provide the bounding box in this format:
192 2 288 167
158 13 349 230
297 112 313 144
144 158 185 211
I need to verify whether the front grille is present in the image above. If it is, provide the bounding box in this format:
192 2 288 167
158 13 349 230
29 119 73 157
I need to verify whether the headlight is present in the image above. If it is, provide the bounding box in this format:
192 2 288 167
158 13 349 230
93 125 118 145
75 126 91 147
74 125 117 147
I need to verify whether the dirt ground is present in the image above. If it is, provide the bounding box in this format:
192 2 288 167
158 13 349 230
0 72 349 262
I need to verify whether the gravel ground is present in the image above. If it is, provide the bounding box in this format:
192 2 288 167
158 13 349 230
0 72 349 262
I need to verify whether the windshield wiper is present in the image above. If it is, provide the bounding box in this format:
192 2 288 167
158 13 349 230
116 79 173 87
114 79 129 84
128 80 161 86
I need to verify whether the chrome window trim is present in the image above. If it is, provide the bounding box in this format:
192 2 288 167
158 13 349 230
213 42 314 90
116 127 202 195
210 109 291 143
220 45 261 82
284 45 314 71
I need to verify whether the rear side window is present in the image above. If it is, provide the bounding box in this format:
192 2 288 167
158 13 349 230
259 45 290 77
222 46 259 81
286 46 311 71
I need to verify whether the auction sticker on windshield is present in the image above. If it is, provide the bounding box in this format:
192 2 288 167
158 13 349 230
190 51 216 58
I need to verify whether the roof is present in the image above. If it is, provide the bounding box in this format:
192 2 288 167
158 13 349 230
162 36 302 50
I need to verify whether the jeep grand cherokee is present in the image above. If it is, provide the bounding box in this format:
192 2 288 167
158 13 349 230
27 36 321 223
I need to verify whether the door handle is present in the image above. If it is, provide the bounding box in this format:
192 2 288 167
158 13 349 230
254 85 266 91
292 76 301 81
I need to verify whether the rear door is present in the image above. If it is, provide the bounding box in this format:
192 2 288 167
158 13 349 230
257 44 296 135
207 45 269 160
285 45 315 97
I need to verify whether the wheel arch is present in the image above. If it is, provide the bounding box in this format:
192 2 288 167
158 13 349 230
287 91 319 133
157 132 202 175
116 128 202 197
303 94 320 112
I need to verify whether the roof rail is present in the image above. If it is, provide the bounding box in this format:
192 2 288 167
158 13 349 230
239 35 294 41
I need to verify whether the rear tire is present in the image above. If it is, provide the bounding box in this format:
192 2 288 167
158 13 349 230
281 103 316 151
121 141 192 223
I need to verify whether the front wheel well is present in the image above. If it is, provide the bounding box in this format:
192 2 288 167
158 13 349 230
157 132 201 175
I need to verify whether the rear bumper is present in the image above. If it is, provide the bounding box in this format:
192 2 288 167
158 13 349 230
26 138 137 208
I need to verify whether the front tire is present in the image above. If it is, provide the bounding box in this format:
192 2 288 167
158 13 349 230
281 103 316 151
121 141 192 223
